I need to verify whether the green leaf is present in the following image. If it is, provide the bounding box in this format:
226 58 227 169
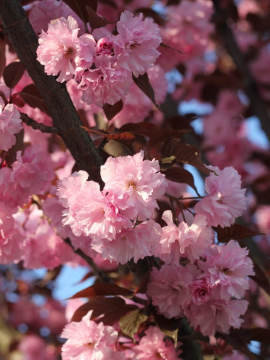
162 328 178 344
132 73 158 108
164 166 199 194
103 139 132 156
119 309 148 339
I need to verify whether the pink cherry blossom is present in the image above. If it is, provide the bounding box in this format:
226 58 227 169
40 299 67 334
0 100 22 151
11 145 54 203
0 81 10 102
199 241 254 300
186 298 248 336
75 33 96 73
223 350 248 360
10 297 42 328
17 205 78 269
93 31 117 67
255 206 270 235
58 170 132 240
115 10 161 75
111 65 167 128
206 134 253 176
147 264 195 318
10 296 65 335
195 166 247 227
0 203 25 264
101 151 167 220
133 326 179 360
79 64 132 107
0 145 54 211
61 310 122 360
65 299 85 322
162 0 213 63
19 335 57 360
190 277 212 305
37 16 93 82
160 210 214 263
91 219 162 264
203 91 243 147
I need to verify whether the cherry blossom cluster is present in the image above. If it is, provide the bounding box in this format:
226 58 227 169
148 240 254 336
61 310 179 359
0 97 22 152
1 0 267 358
57 151 167 264
36 11 161 106
56 151 253 339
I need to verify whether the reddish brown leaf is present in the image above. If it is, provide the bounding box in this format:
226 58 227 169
20 84 48 113
71 301 95 322
166 114 196 130
229 328 270 344
4 129 25 166
133 73 158 108
107 132 135 141
252 262 270 296
21 0 36 4
167 0 182 5
103 100 123 120
215 224 262 243
86 6 109 28
71 297 137 325
121 122 158 137
135 8 165 25
63 0 99 23
71 281 133 299
163 139 210 174
3 61 25 88
164 167 199 193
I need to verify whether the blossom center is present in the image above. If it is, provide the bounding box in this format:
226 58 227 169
127 180 137 190
64 47 75 58
97 38 114 56
130 41 139 49
222 267 232 275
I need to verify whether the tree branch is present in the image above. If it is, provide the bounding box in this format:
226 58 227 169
0 0 103 183
212 0 270 142
20 113 58 134
64 238 110 283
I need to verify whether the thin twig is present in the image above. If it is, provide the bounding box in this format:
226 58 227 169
64 238 110 283
20 113 58 134
212 0 270 142
178 196 203 200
